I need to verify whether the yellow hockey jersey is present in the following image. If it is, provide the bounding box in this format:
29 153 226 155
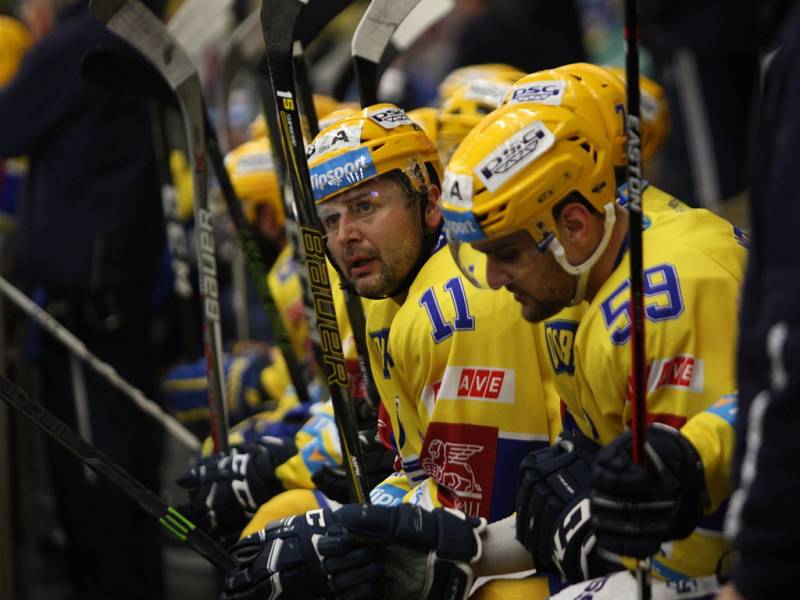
367 244 561 522
541 189 748 579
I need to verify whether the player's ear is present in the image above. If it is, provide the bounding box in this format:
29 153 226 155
556 201 593 247
424 185 442 229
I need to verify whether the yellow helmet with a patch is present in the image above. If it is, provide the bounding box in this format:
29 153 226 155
437 78 512 164
438 63 525 103
441 102 616 295
306 103 442 205
505 68 624 167
0 16 33 87
605 66 670 161
224 137 283 228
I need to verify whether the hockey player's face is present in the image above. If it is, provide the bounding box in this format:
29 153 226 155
476 230 575 322
320 175 426 298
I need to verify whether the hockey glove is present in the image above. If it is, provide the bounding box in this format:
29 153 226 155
311 427 396 503
516 429 619 583
319 503 486 600
221 508 384 600
176 438 296 543
591 423 708 559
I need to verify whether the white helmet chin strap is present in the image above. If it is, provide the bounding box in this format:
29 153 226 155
547 202 617 305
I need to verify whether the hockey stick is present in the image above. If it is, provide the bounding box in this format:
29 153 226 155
378 0 453 74
351 0 423 106
83 36 316 408
623 1 651 598
0 374 234 571
90 0 230 453
262 0 370 503
0 275 200 451
149 103 201 360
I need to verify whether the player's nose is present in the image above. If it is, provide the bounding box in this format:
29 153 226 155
485 255 512 290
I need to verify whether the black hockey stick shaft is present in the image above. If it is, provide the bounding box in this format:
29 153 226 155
292 39 382 409
262 0 370 503
90 0 230 453
624 1 651 599
202 107 312 405
0 375 235 572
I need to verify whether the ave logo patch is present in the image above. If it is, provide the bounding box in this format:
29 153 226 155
475 120 556 192
438 366 514 403
368 107 413 129
545 319 578 375
509 80 566 106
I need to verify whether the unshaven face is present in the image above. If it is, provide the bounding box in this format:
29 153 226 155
319 174 424 299
473 229 575 322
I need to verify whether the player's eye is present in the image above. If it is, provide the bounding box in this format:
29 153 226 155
355 200 376 215
321 213 340 231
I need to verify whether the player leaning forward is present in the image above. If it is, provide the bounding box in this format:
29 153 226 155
441 96 746 595
219 104 565 600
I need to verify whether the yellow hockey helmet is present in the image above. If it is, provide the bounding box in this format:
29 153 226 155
318 105 360 131
0 16 33 87
248 114 267 141
605 66 670 161
438 63 525 103
306 103 442 205
438 78 513 164
441 102 616 294
313 94 341 121
407 107 439 146
224 137 284 228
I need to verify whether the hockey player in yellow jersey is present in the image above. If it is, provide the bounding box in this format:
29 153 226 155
440 93 745 596
306 103 561 522
217 103 569 600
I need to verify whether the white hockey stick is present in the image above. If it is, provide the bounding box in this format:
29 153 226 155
0 275 199 451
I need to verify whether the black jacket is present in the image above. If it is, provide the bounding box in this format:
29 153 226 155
0 1 164 290
732 4 800 598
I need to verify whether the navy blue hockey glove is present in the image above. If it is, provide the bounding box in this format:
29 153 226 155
319 504 486 600
176 439 296 544
591 423 708 559
311 428 396 503
516 430 619 583
221 508 383 600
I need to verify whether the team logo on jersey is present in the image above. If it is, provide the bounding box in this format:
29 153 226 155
475 121 556 192
508 81 566 106
421 422 497 518
438 366 514 403
368 107 413 129
305 123 362 160
309 147 377 201
545 320 578 375
463 79 511 108
442 170 474 208
369 328 394 379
